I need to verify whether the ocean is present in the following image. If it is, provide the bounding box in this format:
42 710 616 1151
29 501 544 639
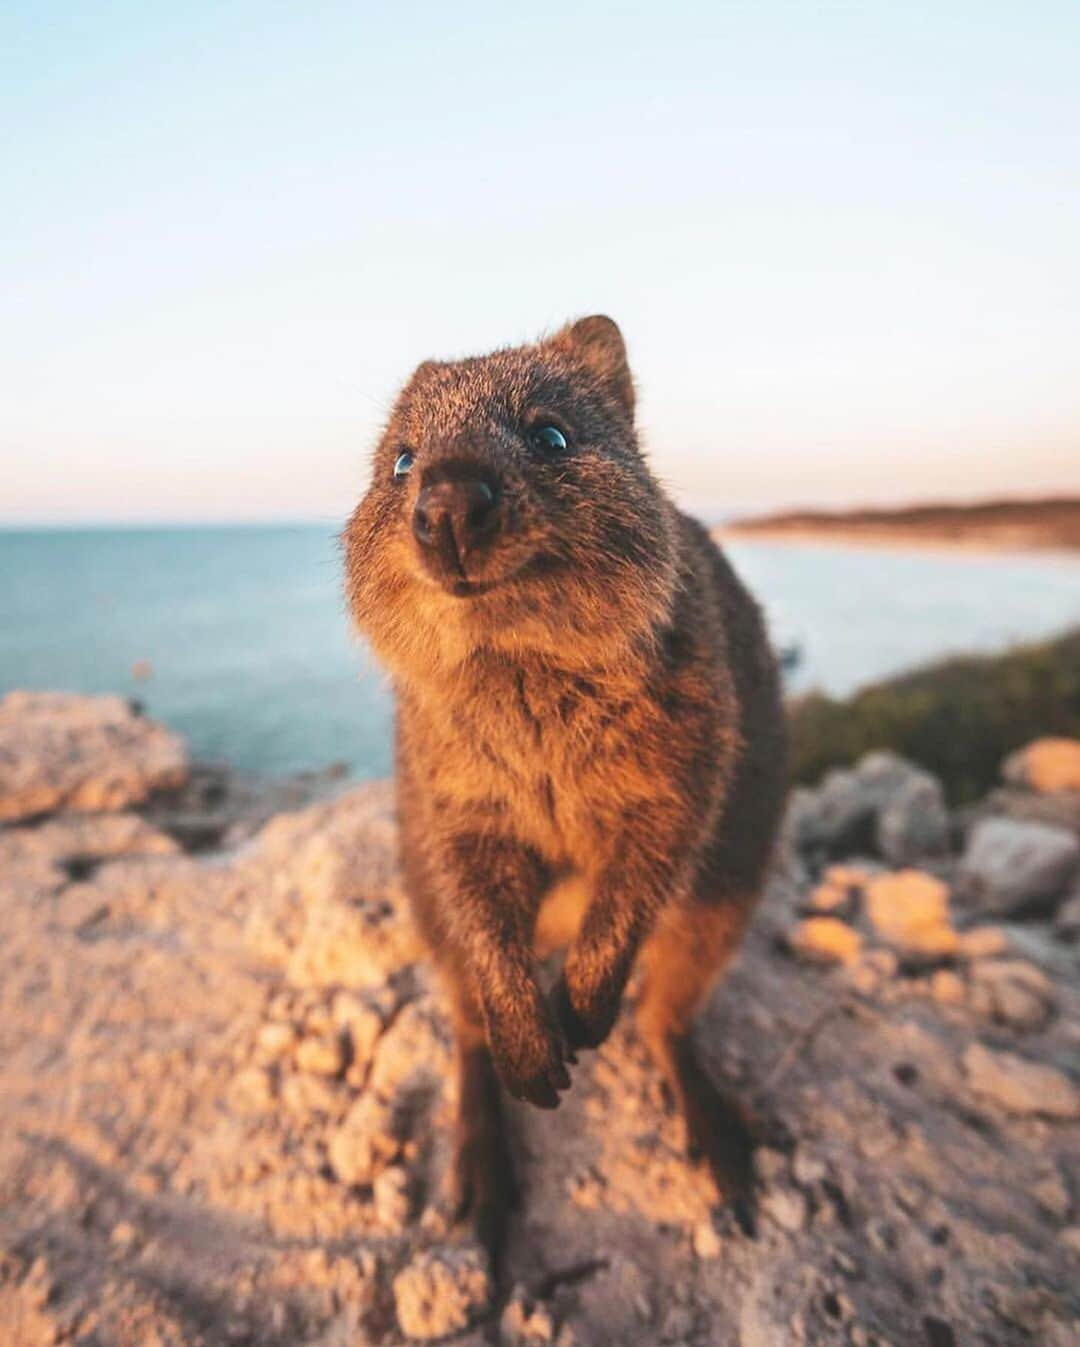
1 525 1077 780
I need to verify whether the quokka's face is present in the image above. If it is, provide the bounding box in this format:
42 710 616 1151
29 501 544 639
345 317 678 669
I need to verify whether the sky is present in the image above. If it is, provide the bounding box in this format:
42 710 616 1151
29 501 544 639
2 1 1079 525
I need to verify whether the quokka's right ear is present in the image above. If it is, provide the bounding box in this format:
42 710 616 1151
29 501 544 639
551 315 635 419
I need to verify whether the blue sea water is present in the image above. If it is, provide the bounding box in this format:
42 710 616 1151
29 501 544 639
1 525 1077 780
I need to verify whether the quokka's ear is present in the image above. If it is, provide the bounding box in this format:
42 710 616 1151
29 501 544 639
552 315 635 418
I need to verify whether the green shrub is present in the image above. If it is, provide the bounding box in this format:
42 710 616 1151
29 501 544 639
789 627 1080 803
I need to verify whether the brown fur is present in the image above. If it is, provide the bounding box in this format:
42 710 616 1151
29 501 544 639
344 316 788 1251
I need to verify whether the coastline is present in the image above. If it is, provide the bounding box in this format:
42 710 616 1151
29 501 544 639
715 525 1080 562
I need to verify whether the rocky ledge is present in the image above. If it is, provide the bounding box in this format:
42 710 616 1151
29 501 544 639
0 694 1077 1346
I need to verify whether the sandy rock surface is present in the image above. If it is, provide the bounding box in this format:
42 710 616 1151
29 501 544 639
0 691 189 822
1 704 1078 1345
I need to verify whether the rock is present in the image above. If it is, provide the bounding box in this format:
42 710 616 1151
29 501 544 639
863 870 957 961
1002 738 1080 793
963 1043 1079 1118
790 752 948 864
392 1248 490 1340
255 1020 298 1061
959 817 1079 917
332 991 386 1072
805 865 870 917
1031 1164 1071 1220
286 890 420 990
373 1165 411 1230
845 948 899 996
327 1093 399 1185
791 1147 827 1188
761 1185 808 1232
501 1285 556 1344
956 926 1009 960
1054 890 1080 942
295 1031 347 1077
967 960 1055 1032
0 691 189 822
929 969 966 1006
877 771 950 866
787 917 862 966
692 1221 722 1259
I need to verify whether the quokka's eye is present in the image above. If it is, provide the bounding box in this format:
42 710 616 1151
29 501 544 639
528 424 568 454
393 451 415 480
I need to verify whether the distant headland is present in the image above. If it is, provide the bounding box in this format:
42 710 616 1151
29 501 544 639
719 495 1080 553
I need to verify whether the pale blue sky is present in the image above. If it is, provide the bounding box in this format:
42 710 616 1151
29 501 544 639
3 1 1078 524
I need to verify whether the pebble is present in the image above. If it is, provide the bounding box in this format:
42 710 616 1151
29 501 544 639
692 1220 722 1259
295 1031 347 1077
762 1185 808 1232
791 1147 828 1188
788 917 863 966
255 1020 297 1060
963 1043 1080 1118
956 926 1009 960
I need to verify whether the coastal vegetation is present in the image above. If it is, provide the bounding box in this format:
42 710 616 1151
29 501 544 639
790 626 1080 801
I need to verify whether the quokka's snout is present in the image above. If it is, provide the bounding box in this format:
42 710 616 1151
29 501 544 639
411 458 504 585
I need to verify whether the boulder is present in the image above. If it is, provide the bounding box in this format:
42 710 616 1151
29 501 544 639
791 752 948 864
0 691 188 822
1002 738 1080 794
959 817 1080 917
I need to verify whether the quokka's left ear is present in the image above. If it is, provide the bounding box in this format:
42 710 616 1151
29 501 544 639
551 314 635 419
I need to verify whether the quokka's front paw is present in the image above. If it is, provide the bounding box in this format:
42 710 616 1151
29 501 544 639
551 972 621 1052
485 1001 573 1109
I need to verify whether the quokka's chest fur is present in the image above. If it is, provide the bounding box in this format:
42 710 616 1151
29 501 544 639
400 646 729 868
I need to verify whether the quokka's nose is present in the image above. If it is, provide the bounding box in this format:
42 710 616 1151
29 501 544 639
412 478 499 564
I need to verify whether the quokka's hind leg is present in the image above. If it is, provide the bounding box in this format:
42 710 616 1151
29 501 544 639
635 899 759 1234
444 979 519 1263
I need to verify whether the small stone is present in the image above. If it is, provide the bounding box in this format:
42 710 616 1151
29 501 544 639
968 960 1055 1032
255 1021 297 1060
393 1248 490 1340
295 1031 347 1076
754 1147 788 1185
807 868 865 917
110 1221 137 1248
501 1285 555 1344
791 1147 827 1188
279 1071 341 1117
956 926 1009 960
373 1165 411 1230
1002 738 1080 793
929 970 966 1006
692 1221 722 1259
788 917 863 966
328 1093 399 1185
332 990 385 1068
864 870 957 961
762 1186 808 1232
963 1043 1079 1118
